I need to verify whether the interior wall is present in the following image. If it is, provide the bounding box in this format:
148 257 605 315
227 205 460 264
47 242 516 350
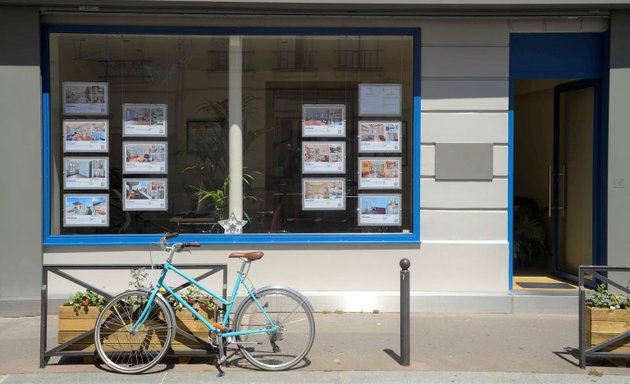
514 83 555 213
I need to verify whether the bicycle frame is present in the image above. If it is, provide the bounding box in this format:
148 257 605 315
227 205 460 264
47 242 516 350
131 259 277 338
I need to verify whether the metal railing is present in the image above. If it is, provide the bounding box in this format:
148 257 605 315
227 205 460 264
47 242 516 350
579 265 630 368
40 263 227 368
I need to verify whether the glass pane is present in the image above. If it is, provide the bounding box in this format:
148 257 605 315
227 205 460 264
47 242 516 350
49 32 414 236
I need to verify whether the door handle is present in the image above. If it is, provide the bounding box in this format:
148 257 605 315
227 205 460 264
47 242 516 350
559 165 566 217
548 165 552 218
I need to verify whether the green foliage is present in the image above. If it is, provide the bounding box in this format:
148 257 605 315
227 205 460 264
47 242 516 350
587 368 603 377
586 284 630 309
513 206 547 267
372 309 380 314
168 285 217 317
64 290 107 313
195 172 261 221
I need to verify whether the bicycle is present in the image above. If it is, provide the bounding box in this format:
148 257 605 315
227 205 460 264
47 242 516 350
93 232 315 374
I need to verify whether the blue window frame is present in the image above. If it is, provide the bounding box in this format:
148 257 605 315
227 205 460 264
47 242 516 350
42 25 421 246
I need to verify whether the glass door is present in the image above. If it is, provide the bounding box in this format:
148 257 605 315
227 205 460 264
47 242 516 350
552 80 598 280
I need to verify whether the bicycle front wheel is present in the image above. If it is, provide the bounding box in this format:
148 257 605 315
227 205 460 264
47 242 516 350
233 288 315 370
94 290 174 374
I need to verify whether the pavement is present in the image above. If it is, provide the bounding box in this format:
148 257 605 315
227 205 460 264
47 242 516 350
2 312 630 383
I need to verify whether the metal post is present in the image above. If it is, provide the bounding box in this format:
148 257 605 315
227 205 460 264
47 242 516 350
400 258 410 366
40 267 48 368
579 267 586 369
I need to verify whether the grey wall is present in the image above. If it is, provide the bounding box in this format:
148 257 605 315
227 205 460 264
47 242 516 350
608 11 630 270
0 6 42 315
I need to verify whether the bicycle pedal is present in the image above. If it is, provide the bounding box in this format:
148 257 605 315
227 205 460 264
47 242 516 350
212 322 226 331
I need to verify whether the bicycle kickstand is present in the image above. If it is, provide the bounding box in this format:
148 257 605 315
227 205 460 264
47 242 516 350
215 335 226 377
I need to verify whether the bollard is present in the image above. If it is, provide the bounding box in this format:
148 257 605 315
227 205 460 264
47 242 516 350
400 258 410 366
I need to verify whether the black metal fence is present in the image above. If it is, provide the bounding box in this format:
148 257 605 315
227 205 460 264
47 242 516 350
40 263 227 368
579 265 630 368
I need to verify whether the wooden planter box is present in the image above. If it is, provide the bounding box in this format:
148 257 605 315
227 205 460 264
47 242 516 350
586 307 630 353
58 305 216 352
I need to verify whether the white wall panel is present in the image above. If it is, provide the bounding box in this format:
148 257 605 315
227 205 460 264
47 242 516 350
493 145 508 176
421 20 509 46
422 80 508 111
421 144 435 176
421 179 508 209
413 242 509 292
421 112 508 143
43 241 508 296
422 47 509 78
421 210 507 241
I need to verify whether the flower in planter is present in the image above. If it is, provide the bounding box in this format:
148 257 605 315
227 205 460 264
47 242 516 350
64 289 107 313
168 285 217 317
586 284 630 310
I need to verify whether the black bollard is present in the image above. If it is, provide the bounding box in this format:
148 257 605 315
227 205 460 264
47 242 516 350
400 258 410 366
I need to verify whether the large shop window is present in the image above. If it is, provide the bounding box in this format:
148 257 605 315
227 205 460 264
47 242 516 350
45 28 419 244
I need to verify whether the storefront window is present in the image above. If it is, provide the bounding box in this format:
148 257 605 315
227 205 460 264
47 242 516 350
46 29 417 241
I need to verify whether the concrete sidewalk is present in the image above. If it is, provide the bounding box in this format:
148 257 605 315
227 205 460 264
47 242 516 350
1 313 630 382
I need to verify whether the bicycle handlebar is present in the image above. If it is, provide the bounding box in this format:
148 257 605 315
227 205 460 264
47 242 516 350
165 232 179 239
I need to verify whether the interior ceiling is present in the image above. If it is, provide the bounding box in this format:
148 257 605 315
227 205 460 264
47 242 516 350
514 79 576 96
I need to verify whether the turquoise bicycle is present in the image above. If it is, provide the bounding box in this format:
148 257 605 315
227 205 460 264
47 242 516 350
93 232 315 374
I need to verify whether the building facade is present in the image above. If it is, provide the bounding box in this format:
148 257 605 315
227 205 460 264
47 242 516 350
1 0 630 315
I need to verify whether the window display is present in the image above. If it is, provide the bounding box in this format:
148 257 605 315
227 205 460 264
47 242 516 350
358 158 402 189
302 142 345 174
122 142 168 174
62 82 108 115
63 194 109 227
62 120 108 153
358 121 402 153
63 157 109 189
47 31 415 238
302 104 346 137
302 178 345 210
123 104 168 137
358 194 401 226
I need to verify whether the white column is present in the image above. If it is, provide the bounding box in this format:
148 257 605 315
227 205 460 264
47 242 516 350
228 36 243 220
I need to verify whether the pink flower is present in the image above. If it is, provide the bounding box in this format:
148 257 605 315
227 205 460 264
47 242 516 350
187 297 193 304
82 300 89 307
193 303 200 310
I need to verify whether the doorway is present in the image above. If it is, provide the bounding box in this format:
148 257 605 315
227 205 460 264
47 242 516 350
513 79 601 290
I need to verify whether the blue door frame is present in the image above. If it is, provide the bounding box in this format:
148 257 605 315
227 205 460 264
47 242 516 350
509 32 609 289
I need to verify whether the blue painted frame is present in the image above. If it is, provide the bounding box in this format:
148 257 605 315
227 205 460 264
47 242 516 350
508 32 609 289
41 25 421 246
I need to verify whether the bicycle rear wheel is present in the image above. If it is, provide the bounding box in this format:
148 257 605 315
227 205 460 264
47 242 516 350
233 287 315 370
94 290 174 374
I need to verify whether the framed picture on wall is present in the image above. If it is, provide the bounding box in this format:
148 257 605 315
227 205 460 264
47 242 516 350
63 157 109 190
302 142 345 174
187 120 223 152
358 157 401 189
302 104 346 137
302 178 346 210
358 121 402 153
63 120 109 153
62 82 109 115
123 104 168 137
122 142 168 174
63 194 109 227
357 194 401 226
122 178 168 211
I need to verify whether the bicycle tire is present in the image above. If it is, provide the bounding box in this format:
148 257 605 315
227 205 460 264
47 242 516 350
233 287 315 370
94 290 174 374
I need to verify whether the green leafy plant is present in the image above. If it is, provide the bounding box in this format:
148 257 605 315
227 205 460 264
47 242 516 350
64 290 107 313
168 285 217 316
513 206 547 267
195 173 260 221
586 284 630 309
